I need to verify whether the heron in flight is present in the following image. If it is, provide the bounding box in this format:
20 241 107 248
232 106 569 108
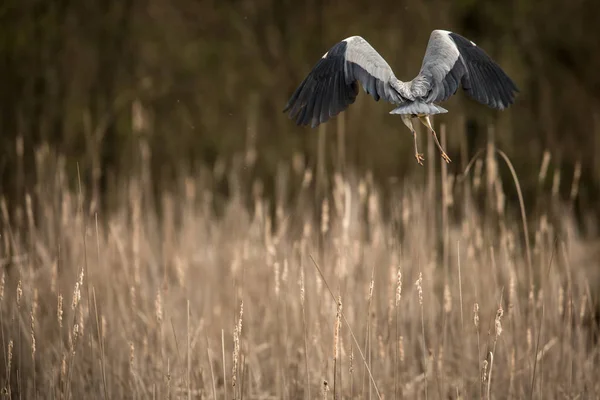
283 30 519 165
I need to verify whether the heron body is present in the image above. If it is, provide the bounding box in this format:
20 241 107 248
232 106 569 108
283 30 519 165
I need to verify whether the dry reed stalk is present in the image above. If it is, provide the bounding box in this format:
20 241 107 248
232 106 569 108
394 267 402 398
487 302 503 399
349 344 354 399
361 267 375 398
57 290 64 396
333 294 342 399
31 299 36 395
321 199 330 235
166 357 171 400
538 150 551 185
232 300 243 398
206 337 217 400
472 159 483 192
91 287 108 400
299 256 311 400
6 339 13 396
221 329 227 400
0 269 5 391
551 168 561 200
15 276 22 398
473 302 481 399
415 272 427 399
129 341 135 392
457 242 464 330
186 300 191 400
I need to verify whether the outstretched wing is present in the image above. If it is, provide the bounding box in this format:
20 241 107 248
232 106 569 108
284 36 405 128
412 30 518 109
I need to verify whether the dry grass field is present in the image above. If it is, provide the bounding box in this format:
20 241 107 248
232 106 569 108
0 126 599 399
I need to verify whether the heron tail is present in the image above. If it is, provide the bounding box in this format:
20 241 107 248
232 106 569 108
389 102 448 116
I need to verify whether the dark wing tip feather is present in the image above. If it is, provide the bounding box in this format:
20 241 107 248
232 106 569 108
284 40 363 128
444 32 519 110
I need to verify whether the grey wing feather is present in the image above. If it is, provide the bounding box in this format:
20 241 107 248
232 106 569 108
411 30 519 110
284 36 405 128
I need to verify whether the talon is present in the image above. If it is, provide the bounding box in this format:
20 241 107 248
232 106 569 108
415 153 425 165
441 152 452 163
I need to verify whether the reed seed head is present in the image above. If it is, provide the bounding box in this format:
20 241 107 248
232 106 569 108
302 169 312 188
415 273 423 305
16 280 22 308
57 293 63 328
72 268 84 310
0 271 4 302
79 305 85 337
538 150 551 184
482 359 489 383
7 339 13 372
274 261 280 297
558 286 564 317
443 284 452 313
395 270 402 307
50 260 58 294
399 336 405 363
333 295 342 360
101 315 107 340
580 294 587 320
232 300 244 388
61 353 67 381
299 267 305 306
321 198 329 234
509 270 516 309
473 303 480 329
495 305 504 337
282 259 288 285
129 341 135 372
31 306 36 359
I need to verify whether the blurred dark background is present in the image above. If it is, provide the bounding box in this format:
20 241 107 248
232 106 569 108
1 0 599 229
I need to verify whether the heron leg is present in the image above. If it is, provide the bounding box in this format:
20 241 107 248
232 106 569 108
412 130 425 165
418 115 451 163
402 115 424 165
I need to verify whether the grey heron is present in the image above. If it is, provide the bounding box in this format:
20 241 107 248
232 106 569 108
283 30 519 165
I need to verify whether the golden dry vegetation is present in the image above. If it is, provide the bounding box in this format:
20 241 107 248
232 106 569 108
0 122 599 400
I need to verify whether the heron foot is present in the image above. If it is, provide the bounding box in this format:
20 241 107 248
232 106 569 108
440 151 451 163
415 152 425 165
